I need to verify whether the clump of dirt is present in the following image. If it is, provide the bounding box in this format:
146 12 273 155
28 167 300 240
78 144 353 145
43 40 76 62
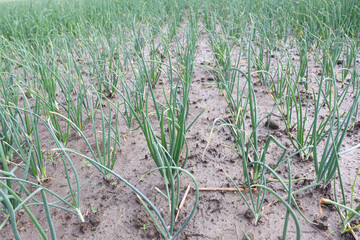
134 214 160 239
264 118 280 130
314 216 329 231
80 212 101 234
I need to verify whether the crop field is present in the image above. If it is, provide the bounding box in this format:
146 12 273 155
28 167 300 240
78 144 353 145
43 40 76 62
0 0 360 239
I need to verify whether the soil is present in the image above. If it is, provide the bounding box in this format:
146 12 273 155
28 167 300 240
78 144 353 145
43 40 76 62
1 26 360 240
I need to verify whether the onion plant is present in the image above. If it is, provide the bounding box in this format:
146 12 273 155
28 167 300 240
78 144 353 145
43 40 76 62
270 76 315 160
105 13 201 238
148 37 164 88
316 133 360 234
297 39 309 87
119 77 136 130
267 56 291 102
251 34 272 89
206 31 296 223
312 75 360 186
271 53 357 161
132 19 146 55
51 83 200 239
0 85 48 183
55 39 92 131
0 82 16 160
0 106 86 240
62 146 199 240
89 90 121 179
222 158 303 240
330 165 360 234
340 40 358 84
